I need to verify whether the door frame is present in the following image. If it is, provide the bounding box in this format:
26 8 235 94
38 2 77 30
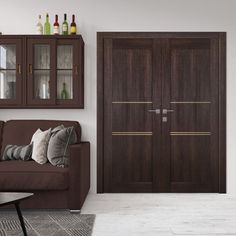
97 32 226 193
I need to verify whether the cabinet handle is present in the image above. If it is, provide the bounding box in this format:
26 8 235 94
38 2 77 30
17 64 21 74
28 64 32 74
74 65 78 75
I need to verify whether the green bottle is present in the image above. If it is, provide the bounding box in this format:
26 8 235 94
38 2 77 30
44 13 51 35
62 14 68 35
61 82 69 99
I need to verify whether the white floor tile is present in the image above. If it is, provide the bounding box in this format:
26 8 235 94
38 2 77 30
81 193 236 236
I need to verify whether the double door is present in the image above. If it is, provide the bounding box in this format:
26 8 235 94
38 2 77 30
98 33 226 193
0 35 84 108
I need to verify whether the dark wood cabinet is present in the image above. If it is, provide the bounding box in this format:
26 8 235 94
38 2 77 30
0 35 84 108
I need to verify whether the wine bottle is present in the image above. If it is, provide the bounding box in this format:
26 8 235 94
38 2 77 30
44 13 51 35
53 14 60 35
61 82 69 99
62 14 68 35
70 14 77 35
36 15 43 35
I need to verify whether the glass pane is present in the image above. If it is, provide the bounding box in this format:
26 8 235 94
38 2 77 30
57 70 73 99
57 45 73 69
34 70 50 99
0 71 16 99
34 45 50 69
0 45 16 69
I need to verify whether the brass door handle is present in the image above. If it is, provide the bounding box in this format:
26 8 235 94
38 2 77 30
162 109 174 114
148 109 160 114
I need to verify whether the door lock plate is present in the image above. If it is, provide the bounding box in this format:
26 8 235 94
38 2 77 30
162 117 168 122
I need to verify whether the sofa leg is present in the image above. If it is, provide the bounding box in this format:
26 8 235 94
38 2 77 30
70 210 80 214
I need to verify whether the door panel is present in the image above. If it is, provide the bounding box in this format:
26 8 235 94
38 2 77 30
162 38 219 192
112 41 153 101
170 136 211 192
104 38 158 192
112 135 153 192
112 104 153 131
170 43 211 101
100 33 225 193
170 104 211 131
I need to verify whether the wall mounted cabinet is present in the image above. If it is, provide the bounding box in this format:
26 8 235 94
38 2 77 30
0 35 84 108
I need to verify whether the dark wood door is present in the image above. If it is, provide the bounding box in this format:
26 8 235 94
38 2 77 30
159 38 220 192
98 32 226 193
103 38 163 192
0 38 23 106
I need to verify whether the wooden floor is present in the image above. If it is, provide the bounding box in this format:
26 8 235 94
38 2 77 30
82 193 236 236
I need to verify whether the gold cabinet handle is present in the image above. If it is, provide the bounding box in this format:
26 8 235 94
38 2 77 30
74 65 78 75
28 64 32 74
17 64 21 74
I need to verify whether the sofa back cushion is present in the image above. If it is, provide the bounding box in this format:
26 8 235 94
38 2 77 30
1 120 81 157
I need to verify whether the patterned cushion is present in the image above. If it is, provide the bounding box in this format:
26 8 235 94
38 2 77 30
2 144 33 161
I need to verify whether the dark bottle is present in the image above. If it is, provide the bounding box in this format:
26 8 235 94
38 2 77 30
61 82 69 99
70 14 77 35
53 14 60 35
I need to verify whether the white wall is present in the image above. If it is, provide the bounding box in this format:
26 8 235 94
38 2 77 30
0 0 235 193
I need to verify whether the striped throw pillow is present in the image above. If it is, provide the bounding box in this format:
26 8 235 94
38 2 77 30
2 144 33 161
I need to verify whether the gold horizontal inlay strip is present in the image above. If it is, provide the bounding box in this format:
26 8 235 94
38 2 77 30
170 101 211 104
170 131 211 136
112 132 152 133
112 101 152 104
170 134 211 136
112 132 152 136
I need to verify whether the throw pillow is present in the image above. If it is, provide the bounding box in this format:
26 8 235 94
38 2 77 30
47 125 77 167
2 144 33 161
31 128 51 164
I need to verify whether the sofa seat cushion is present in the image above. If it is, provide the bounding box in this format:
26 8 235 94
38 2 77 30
0 161 69 191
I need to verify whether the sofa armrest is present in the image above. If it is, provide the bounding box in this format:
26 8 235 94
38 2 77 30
68 142 90 210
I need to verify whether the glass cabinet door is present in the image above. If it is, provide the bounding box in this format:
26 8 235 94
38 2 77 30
56 39 82 107
27 39 55 105
57 45 73 100
0 39 22 105
26 37 83 107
